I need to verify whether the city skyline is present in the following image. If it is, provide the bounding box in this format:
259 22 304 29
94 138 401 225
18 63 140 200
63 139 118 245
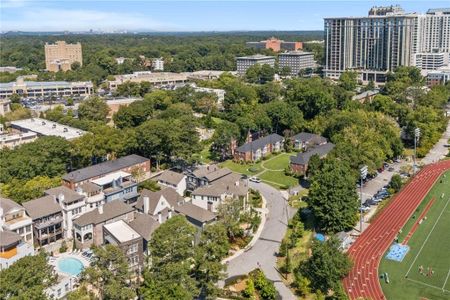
1 0 449 32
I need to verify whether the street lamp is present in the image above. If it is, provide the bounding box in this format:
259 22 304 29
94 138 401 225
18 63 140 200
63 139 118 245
413 128 421 175
359 165 368 233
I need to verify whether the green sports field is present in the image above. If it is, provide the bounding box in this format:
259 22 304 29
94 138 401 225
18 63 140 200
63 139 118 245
380 170 450 300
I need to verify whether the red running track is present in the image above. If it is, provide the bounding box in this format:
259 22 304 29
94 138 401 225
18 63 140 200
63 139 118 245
343 160 450 300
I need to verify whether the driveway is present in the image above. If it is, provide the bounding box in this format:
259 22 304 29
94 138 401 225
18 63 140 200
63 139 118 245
225 181 297 300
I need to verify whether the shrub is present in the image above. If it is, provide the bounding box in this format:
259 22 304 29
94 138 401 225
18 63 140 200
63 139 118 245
59 241 68 253
242 278 255 298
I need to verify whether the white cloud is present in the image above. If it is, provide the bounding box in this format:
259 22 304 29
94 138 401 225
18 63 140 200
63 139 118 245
0 7 178 31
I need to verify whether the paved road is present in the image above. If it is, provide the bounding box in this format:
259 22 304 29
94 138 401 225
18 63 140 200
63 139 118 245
225 182 297 300
420 120 450 165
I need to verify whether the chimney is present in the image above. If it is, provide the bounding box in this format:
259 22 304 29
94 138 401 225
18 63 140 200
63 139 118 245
98 204 103 214
168 209 173 219
58 193 65 202
158 212 162 224
143 196 150 214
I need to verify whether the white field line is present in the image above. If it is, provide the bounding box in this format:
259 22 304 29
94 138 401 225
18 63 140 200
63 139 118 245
405 197 450 277
443 268 450 290
406 278 450 293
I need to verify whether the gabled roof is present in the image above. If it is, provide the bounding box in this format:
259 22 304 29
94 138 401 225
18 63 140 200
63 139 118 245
192 179 248 198
62 155 149 183
128 213 160 241
22 195 62 220
73 201 134 227
45 186 84 204
290 143 335 165
175 202 216 224
236 133 284 153
79 182 102 194
191 164 220 178
292 132 327 145
135 187 183 214
157 170 186 186
0 197 24 215
204 168 232 182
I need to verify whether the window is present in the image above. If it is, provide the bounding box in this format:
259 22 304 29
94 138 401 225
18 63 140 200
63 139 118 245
127 243 138 255
26 234 32 241
26 225 32 233
18 227 24 234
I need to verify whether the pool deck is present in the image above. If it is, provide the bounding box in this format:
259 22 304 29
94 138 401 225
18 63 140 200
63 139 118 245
49 252 90 277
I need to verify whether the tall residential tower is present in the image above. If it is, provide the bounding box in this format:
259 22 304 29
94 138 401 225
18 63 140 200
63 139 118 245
44 41 82 72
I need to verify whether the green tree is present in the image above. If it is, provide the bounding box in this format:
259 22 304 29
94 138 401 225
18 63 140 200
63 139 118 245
211 120 240 160
78 96 110 122
339 70 358 91
306 153 322 178
194 223 230 298
1 176 61 203
280 66 292 77
141 216 198 300
297 237 352 294
9 93 21 104
389 174 403 193
307 158 358 233
80 245 136 300
71 61 81 71
0 252 56 300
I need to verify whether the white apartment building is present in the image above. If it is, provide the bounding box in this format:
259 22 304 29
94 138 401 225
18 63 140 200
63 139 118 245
108 71 187 90
152 58 164 71
324 6 450 83
236 54 276 75
278 51 316 76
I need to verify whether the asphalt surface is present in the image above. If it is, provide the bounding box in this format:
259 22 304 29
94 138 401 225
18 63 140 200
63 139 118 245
225 181 297 300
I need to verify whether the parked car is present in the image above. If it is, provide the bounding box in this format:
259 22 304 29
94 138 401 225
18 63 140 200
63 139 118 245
249 177 261 183
360 206 370 212
388 167 395 172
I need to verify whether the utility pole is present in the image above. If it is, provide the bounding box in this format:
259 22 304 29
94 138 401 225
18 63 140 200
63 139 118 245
414 128 421 175
359 165 368 233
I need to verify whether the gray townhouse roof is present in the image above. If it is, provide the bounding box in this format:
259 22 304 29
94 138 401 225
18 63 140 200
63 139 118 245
79 182 102 194
290 143 335 165
292 132 327 145
45 186 84 204
236 133 284 153
204 168 232 182
157 170 185 186
191 164 221 178
73 201 134 227
175 202 216 224
352 90 379 101
62 154 149 183
135 187 183 214
22 195 62 220
192 179 248 198
128 213 160 241
0 229 22 248
0 197 24 215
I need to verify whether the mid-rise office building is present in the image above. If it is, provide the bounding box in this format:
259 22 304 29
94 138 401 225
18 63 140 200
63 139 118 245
278 51 316 76
108 71 187 90
0 77 93 99
246 37 303 52
152 58 164 71
427 67 450 86
324 6 450 83
236 54 276 75
45 41 82 72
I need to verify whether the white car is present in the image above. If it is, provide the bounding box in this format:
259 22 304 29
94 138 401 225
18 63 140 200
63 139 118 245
249 177 261 183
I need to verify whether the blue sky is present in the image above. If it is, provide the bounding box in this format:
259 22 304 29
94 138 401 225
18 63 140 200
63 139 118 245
1 0 449 32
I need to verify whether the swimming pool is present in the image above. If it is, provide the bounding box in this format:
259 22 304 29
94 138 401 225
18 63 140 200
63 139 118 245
57 257 84 276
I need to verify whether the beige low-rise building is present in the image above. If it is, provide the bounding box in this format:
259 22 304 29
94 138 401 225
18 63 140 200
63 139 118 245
108 71 187 90
45 41 82 72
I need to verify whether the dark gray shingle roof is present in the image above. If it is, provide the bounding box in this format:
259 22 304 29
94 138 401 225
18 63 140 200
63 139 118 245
128 213 160 241
157 170 185 186
0 197 23 214
236 133 283 153
45 186 84 204
175 202 216 223
290 143 335 165
62 154 149 183
292 132 327 145
0 229 22 247
135 187 183 214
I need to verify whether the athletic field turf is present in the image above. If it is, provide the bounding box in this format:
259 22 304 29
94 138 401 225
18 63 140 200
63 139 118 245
380 170 450 300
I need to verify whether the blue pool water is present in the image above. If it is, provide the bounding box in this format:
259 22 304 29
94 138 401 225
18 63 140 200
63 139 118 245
57 257 84 276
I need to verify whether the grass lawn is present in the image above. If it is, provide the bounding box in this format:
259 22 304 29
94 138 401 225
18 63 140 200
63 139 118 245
220 160 263 175
212 117 224 125
262 152 295 171
198 142 213 164
259 170 299 189
380 170 450 300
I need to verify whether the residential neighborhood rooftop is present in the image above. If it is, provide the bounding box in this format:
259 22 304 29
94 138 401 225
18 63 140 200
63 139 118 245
236 133 284 153
175 202 216 223
104 220 141 243
73 201 134 227
62 154 148 183
22 195 62 220
128 214 160 241
290 143 336 165
135 187 183 213
156 170 185 186
45 186 84 204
